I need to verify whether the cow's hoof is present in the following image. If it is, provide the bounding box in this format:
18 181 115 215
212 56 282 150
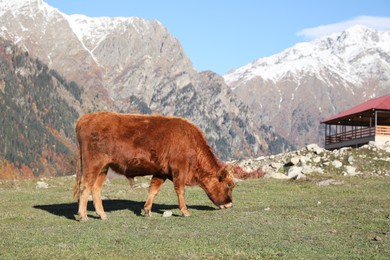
181 210 191 217
144 208 152 217
79 216 89 222
99 214 107 220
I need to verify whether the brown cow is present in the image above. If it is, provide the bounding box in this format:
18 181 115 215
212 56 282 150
73 112 236 221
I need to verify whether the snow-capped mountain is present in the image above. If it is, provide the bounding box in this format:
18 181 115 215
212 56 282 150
0 0 293 160
0 0 194 105
224 26 390 147
226 26 390 86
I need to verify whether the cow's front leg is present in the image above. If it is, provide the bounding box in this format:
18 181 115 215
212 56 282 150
144 176 166 217
174 184 190 217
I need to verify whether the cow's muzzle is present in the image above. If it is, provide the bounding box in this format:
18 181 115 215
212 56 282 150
219 202 233 209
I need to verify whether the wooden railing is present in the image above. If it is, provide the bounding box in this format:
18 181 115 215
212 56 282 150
325 126 379 145
376 125 390 136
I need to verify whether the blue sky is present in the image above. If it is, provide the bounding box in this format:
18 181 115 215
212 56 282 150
44 0 390 75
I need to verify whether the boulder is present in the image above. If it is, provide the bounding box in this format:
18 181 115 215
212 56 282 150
332 160 342 168
290 157 300 165
344 166 359 176
287 166 303 179
306 143 324 154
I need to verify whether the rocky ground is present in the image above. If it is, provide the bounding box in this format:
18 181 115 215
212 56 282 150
32 142 390 191
235 142 390 180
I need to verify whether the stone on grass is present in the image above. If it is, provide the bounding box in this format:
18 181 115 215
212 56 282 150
36 181 48 189
264 171 290 180
317 179 344 186
163 211 173 217
344 166 359 176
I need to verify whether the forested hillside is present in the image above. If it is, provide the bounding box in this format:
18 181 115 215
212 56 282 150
0 38 82 179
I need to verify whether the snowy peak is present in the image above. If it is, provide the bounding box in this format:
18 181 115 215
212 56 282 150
0 0 59 18
224 25 390 86
64 14 158 53
0 0 163 55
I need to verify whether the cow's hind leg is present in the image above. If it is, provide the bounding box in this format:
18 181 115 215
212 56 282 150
92 173 107 220
78 184 91 222
78 164 104 221
144 176 166 217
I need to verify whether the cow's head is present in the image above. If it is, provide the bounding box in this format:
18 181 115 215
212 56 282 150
203 165 236 209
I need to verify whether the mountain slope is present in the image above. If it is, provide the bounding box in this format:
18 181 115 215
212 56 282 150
0 38 82 179
224 26 390 147
0 0 293 165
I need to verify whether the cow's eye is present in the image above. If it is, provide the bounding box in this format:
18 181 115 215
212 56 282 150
218 175 223 182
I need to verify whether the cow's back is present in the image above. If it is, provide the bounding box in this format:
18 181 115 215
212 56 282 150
77 112 203 152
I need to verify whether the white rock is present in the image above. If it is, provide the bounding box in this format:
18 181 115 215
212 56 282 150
313 156 321 163
287 166 303 179
243 166 253 172
339 147 351 154
264 171 290 180
270 162 283 170
301 165 310 174
290 157 300 165
162 211 173 217
300 156 309 164
306 143 324 154
347 156 354 164
344 166 359 176
332 160 342 168
314 167 325 174
36 181 48 189
317 179 344 186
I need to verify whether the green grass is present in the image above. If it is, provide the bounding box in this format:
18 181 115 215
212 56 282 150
0 175 389 259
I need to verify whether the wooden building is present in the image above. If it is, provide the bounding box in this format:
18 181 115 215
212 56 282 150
321 94 390 150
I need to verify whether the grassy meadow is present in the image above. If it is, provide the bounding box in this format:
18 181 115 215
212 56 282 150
0 174 389 259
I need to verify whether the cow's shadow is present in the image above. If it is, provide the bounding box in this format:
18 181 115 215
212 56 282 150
33 199 215 220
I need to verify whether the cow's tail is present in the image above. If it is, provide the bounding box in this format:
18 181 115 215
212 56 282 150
73 140 82 200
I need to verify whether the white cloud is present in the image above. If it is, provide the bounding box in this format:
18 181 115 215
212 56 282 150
297 16 390 39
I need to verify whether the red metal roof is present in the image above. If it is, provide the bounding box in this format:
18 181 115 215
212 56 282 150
321 94 390 123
